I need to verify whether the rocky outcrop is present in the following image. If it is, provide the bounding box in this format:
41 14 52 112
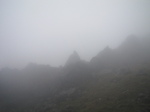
65 51 81 66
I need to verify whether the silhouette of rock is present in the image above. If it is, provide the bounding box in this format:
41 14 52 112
97 46 112 57
90 35 148 70
65 51 81 66
91 46 112 61
90 46 114 71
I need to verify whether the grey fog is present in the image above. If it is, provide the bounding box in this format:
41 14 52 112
0 0 150 69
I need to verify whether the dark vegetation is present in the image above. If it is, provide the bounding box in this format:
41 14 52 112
0 35 150 112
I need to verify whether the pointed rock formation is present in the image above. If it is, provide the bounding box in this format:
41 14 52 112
91 46 112 62
90 46 114 71
65 51 81 66
97 46 112 57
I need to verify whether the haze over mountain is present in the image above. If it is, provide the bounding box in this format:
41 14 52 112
0 36 150 112
1 0 150 112
1 0 150 68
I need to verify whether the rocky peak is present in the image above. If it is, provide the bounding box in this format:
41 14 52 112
65 51 81 66
97 46 112 57
90 46 112 65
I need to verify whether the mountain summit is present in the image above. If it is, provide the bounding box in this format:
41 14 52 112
65 51 81 66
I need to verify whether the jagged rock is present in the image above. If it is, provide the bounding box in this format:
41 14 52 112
65 51 81 66
97 46 112 57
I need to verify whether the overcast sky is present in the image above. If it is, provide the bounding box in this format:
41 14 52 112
0 0 150 69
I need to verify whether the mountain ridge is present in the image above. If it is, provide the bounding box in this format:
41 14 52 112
0 35 150 112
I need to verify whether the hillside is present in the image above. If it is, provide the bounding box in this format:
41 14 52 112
0 35 150 112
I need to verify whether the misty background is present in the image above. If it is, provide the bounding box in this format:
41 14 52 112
0 0 150 69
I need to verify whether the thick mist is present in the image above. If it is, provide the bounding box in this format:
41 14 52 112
0 0 150 68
